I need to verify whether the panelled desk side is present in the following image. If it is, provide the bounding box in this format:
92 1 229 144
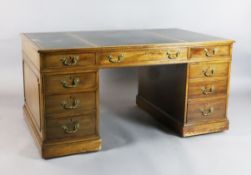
21 29 234 158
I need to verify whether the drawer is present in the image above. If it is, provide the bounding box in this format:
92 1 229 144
46 114 96 140
42 53 95 69
189 62 229 79
187 97 226 123
97 48 187 66
188 79 228 99
45 92 96 117
45 72 97 95
190 45 230 59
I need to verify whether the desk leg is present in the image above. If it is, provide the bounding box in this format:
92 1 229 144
136 63 229 137
23 63 102 158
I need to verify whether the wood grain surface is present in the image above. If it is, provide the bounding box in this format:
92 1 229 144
21 28 234 158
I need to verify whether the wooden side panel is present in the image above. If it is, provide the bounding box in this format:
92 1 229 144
23 62 41 130
137 64 187 123
21 34 40 70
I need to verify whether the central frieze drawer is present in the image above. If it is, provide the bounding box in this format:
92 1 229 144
45 72 97 95
45 92 96 117
97 48 187 66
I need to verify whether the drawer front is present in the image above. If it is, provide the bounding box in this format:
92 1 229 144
97 48 187 66
189 62 229 79
45 92 96 117
187 97 226 123
42 53 95 69
188 79 228 99
190 45 230 59
46 114 96 140
45 72 96 95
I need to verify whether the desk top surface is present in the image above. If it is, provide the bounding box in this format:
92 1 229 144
23 28 233 51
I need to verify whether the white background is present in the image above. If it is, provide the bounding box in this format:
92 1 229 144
0 0 251 175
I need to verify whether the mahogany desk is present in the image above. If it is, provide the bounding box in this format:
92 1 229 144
21 29 234 158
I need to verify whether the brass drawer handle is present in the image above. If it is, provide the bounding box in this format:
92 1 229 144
61 97 80 109
202 68 215 77
200 106 214 116
107 54 124 63
62 119 80 134
204 48 216 57
61 77 80 88
60 56 79 66
166 50 180 59
201 85 215 95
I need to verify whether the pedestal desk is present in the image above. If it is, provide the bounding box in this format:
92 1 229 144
21 29 234 158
